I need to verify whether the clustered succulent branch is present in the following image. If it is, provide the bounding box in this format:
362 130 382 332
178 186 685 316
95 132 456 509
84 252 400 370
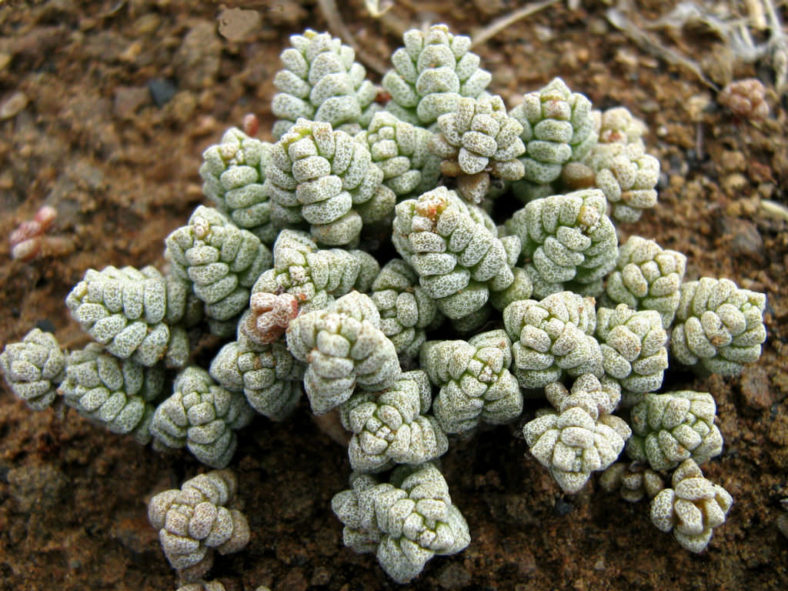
421 330 522 434
148 470 250 582
603 236 686 329
357 111 441 198
600 461 664 503
252 228 378 312
151 366 254 468
595 304 668 394
650 459 733 553
0 22 770 587
570 107 661 224
0 328 65 410
61 343 165 444
509 77 597 200
671 277 767 376
286 291 401 415
627 391 724 471
199 127 277 245
271 29 379 138
505 188 618 298
264 118 395 245
429 94 526 204
371 259 442 360
523 374 630 493
66 265 197 367
210 333 304 422
382 24 491 126
340 370 448 472
392 186 520 320
331 463 470 583
165 206 272 336
503 291 602 389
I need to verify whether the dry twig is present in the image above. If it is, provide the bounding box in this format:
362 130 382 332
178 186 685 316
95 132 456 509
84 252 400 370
759 199 788 223
471 0 561 48
606 3 717 90
317 0 389 75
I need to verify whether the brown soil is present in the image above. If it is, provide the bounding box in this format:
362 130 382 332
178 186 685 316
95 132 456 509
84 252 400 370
1 1 787 590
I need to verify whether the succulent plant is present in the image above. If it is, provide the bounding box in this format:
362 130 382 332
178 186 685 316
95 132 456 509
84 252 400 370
0 22 771 588
148 470 250 582
600 461 665 503
650 459 733 552
383 24 491 126
717 78 770 122
0 328 65 410
421 329 523 433
286 291 401 414
66 265 197 367
271 29 379 138
151 366 254 468
591 145 659 224
199 127 277 244
60 343 164 444
627 391 723 471
671 277 767 376
331 463 470 584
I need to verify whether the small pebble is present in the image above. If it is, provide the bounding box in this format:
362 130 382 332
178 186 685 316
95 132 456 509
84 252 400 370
132 13 161 36
113 86 150 119
739 366 772 410
0 91 28 120
218 8 262 42
715 216 764 260
174 22 221 90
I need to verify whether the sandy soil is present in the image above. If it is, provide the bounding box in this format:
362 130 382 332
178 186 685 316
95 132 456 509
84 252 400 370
0 1 786 590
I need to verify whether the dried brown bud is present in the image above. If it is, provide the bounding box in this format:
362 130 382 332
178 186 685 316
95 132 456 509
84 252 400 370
34 205 57 229
242 292 299 345
10 206 59 261
562 162 596 190
11 238 41 262
242 113 259 137
718 79 769 122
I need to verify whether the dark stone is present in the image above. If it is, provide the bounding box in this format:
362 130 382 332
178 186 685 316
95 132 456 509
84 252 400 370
147 78 177 108
554 497 574 516
34 318 55 333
